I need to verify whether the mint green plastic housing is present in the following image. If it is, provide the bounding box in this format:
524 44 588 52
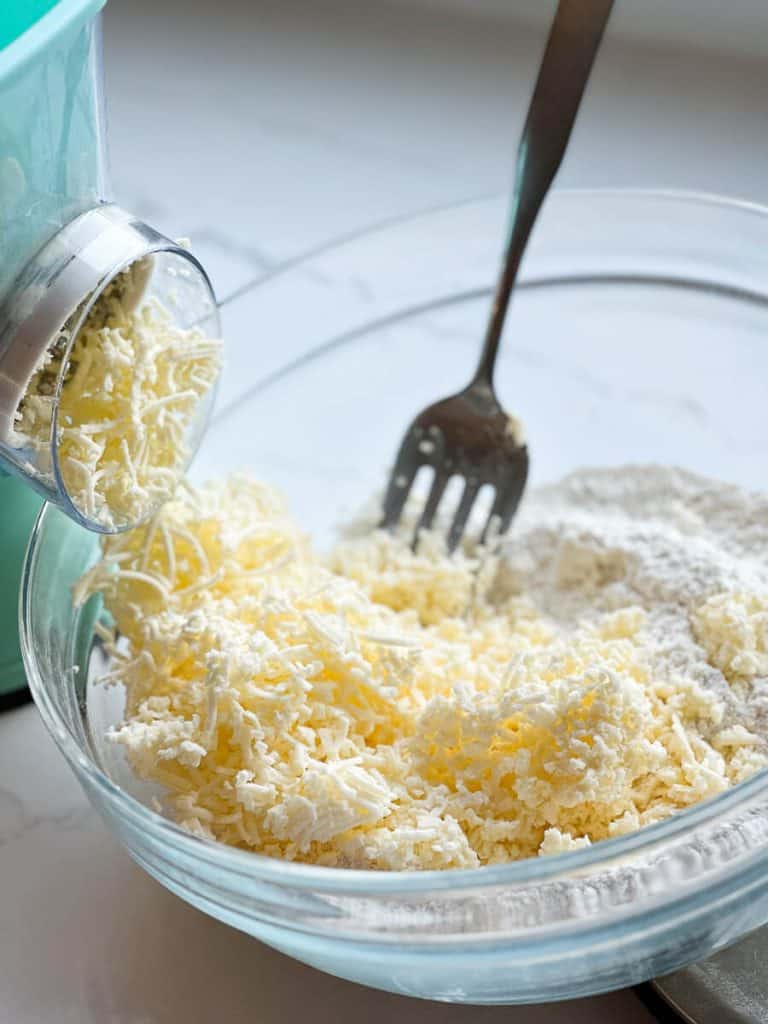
0 0 108 306
0 0 107 700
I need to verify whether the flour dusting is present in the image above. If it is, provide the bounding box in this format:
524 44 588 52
506 465 768 742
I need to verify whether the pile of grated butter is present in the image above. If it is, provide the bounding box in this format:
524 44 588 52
75 466 768 869
13 267 221 530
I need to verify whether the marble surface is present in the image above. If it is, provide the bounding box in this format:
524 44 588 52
103 0 768 306
5 0 768 1019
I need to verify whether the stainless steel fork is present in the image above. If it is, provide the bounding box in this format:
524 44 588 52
380 0 614 551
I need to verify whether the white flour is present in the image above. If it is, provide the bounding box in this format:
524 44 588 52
505 464 768 738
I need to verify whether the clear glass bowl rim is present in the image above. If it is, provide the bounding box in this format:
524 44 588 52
21 185 768 896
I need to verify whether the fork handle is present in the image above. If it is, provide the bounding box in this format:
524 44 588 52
472 0 614 387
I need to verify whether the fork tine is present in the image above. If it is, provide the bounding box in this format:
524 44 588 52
380 466 417 530
481 472 527 546
412 470 449 548
447 480 480 553
380 446 420 530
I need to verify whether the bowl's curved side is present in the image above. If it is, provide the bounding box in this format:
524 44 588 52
21 190 768 1003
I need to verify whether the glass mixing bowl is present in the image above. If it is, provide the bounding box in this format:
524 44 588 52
21 191 768 1004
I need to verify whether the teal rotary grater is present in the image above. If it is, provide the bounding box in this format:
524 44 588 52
0 1 220 705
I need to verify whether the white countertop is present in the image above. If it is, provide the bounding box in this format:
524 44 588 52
5 1 768 1019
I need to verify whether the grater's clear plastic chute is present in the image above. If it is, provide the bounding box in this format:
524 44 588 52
0 205 221 532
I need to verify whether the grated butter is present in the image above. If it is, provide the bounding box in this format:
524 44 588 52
75 467 768 870
13 268 221 529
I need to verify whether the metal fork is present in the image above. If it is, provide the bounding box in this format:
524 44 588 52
380 0 614 551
